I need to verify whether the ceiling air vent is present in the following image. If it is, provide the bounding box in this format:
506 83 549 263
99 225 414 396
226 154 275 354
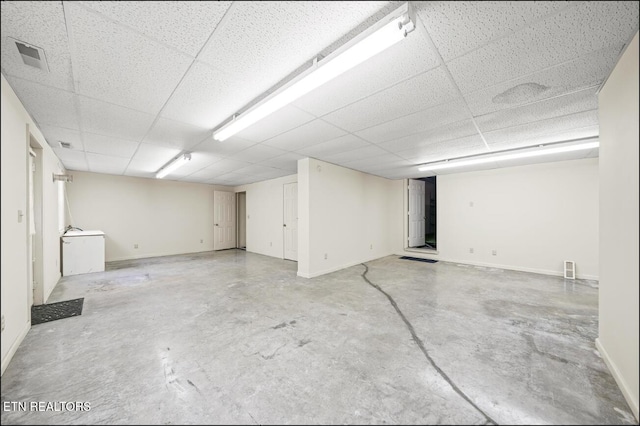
59 141 72 149
11 38 49 72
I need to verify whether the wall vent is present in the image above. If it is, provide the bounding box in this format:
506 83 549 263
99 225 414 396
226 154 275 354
564 260 576 280
59 141 72 149
11 38 49 72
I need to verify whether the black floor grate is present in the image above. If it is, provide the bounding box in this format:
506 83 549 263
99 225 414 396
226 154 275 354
399 256 438 263
31 298 84 325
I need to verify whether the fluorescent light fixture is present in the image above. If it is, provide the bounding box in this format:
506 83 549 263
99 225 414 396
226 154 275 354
213 3 415 141
418 140 600 172
156 153 191 179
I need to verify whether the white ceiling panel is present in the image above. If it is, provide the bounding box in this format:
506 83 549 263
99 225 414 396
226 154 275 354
322 67 460 132
125 143 181 173
293 21 440 117
194 136 257 157
65 3 193 115
6 77 79 130
38 125 83 150
475 88 598 133
321 144 391 164
262 119 347 151
78 96 155 141
465 47 620 117
143 117 210 150
83 133 139 158
397 134 488 164
447 2 639 93
416 1 570 61
86 152 129 174
483 110 599 150
493 149 598 171
259 153 305 172
198 158 253 178
229 144 288 164
0 1 74 91
377 119 479 152
183 166 228 182
165 152 225 179
197 1 394 102
355 99 470 144
295 134 370 157
53 147 87 164
340 154 411 171
61 160 90 172
234 164 285 178
486 126 601 153
234 106 316 143
160 61 259 129
78 1 232 57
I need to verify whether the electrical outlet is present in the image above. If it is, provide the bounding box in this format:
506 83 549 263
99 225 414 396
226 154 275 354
370 244 373 250
200 239 204 244
270 242 272 247
134 244 139 249
469 201 474 207
469 248 474 254
492 250 497 256
324 253 328 260
1 315 5 332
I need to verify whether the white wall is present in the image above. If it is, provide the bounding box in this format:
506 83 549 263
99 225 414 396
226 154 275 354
235 174 297 259
1 74 65 375
394 158 600 279
66 171 233 262
597 32 639 420
298 158 400 278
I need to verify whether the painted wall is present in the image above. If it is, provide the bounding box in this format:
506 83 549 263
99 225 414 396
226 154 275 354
298 158 400 278
66 171 233 262
1 74 65 375
394 158 600 280
597 32 639 420
235 174 297 259
237 192 246 248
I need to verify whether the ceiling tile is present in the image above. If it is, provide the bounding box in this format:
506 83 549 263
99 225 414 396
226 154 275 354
416 1 570 61
197 1 394 105
494 149 599 171
65 2 193 115
143 117 211 150
229 144 287 163
61 160 90 172
355 99 470 144
322 67 460 132
397 134 488 164
340 154 411 171
53 147 87 164
165 152 224 178
483 111 599 150
262 119 347 151
0 1 74 90
234 106 316 143
125 143 181 173
194 135 257 157
198 158 253 178
184 166 229 182
78 1 232 57
160 61 259 129
447 2 639 93
82 132 139 158
295 134 370 157
465 47 620 116
321 144 390 164
377 119 479 153
475 88 598 133
6 77 79 130
38 125 83 150
86 152 129 174
234 163 284 177
259 152 305 172
78 96 155 141
293 21 440 117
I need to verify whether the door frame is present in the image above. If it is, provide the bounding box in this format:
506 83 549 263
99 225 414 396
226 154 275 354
283 182 298 261
28 131 45 306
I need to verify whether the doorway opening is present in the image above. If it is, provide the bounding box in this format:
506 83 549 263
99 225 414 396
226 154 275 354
28 134 44 306
408 176 437 251
236 192 246 250
283 182 298 261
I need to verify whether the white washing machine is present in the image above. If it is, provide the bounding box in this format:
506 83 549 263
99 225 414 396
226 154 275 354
61 230 105 276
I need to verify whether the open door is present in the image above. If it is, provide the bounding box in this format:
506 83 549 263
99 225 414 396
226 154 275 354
214 191 236 250
408 179 426 248
283 182 298 261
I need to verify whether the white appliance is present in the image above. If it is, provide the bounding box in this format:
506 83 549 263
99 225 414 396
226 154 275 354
61 230 105 276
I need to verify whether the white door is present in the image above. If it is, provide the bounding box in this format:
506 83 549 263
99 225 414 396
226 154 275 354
283 183 298 261
214 191 236 250
408 179 426 248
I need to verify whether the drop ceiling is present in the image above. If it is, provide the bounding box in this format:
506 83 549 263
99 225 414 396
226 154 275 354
1 1 637 185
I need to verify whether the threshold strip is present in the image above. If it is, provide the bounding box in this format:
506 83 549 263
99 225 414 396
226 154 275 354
360 263 498 426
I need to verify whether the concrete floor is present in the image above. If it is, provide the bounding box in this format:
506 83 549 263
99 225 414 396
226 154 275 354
1 250 636 425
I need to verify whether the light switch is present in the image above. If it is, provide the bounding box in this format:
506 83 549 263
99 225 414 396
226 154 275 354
18 210 23 223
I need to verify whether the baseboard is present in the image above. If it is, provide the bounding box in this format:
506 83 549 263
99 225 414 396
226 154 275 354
107 248 216 262
596 338 639 421
1 320 31 376
299 253 392 279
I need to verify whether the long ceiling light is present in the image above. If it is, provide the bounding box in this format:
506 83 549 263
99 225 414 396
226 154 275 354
418 140 600 172
156 153 191 179
213 3 415 142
